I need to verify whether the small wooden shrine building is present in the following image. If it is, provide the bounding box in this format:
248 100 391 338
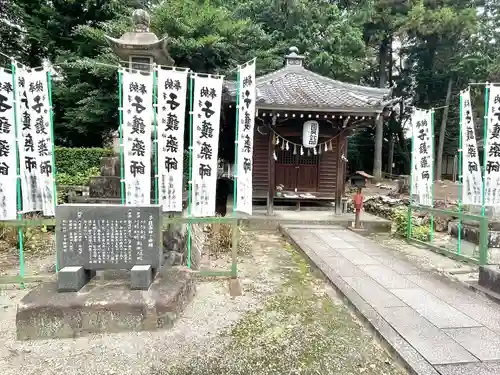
225 47 395 213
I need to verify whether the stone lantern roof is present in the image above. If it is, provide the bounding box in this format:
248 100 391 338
104 9 174 66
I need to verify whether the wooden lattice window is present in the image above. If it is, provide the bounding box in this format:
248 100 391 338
276 147 295 164
298 151 319 165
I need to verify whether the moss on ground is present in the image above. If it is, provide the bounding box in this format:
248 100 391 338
155 243 407 375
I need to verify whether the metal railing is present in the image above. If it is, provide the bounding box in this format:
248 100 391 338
407 205 489 265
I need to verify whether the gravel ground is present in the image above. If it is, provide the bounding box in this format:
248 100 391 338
0 231 407 375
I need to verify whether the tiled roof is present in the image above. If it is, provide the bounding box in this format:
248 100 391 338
225 60 393 113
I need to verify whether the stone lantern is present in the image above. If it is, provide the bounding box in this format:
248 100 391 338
105 8 174 153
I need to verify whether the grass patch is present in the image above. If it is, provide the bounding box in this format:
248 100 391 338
154 244 405 375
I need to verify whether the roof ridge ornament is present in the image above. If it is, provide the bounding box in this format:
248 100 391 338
285 46 305 67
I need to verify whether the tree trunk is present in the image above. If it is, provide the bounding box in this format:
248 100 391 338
388 134 395 176
435 77 453 181
373 37 389 181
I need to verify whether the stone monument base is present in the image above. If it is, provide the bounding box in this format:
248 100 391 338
479 265 500 295
16 267 195 340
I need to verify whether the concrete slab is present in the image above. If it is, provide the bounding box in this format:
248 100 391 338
334 247 381 266
360 264 416 289
371 255 422 275
311 230 356 249
379 306 479 365
450 303 500 335
324 258 368 277
289 233 342 258
390 288 481 329
443 327 500 361
343 276 408 308
406 274 483 305
16 267 195 340
435 362 500 375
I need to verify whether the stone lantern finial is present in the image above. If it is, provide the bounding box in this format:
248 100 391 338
132 9 150 33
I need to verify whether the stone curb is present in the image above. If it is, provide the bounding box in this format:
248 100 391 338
279 225 440 375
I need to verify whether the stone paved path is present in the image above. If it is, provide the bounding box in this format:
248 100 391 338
282 224 500 375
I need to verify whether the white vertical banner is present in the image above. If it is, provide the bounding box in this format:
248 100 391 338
156 68 188 212
411 108 433 206
16 67 43 213
236 60 256 215
191 74 223 217
484 84 500 206
25 69 55 216
0 69 18 220
121 69 154 205
460 89 482 205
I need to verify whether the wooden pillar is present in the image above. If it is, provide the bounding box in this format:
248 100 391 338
266 131 275 215
335 133 343 215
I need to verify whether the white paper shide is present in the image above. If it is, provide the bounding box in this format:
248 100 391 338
191 75 223 217
236 60 256 215
302 120 319 148
484 85 500 206
460 89 482 205
122 70 154 205
16 67 43 213
157 68 188 212
0 69 18 219
411 108 433 206
24 69 55 216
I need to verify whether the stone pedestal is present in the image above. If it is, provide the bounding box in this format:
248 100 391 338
16 267 195 340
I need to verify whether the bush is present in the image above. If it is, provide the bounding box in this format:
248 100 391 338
56 166 101 186
55 147 113 176
392 208 430 242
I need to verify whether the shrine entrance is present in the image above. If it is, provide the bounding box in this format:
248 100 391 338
275 138 319 192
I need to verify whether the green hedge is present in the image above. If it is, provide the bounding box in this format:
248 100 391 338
55 147 114 175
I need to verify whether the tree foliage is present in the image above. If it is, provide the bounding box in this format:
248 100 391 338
0 0 497 177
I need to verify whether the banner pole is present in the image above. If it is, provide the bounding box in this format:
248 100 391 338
482 84 489 217
231 67 241 278
458 96 463 255
47 71 58 273
153 67 159 205
430 109 435 242
407 131 415 240
118 71 125 205
186 74 195 269
11 62 25 286
232 68 240 214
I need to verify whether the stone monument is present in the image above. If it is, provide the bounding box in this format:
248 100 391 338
56 204 163 291
16 204 195 340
